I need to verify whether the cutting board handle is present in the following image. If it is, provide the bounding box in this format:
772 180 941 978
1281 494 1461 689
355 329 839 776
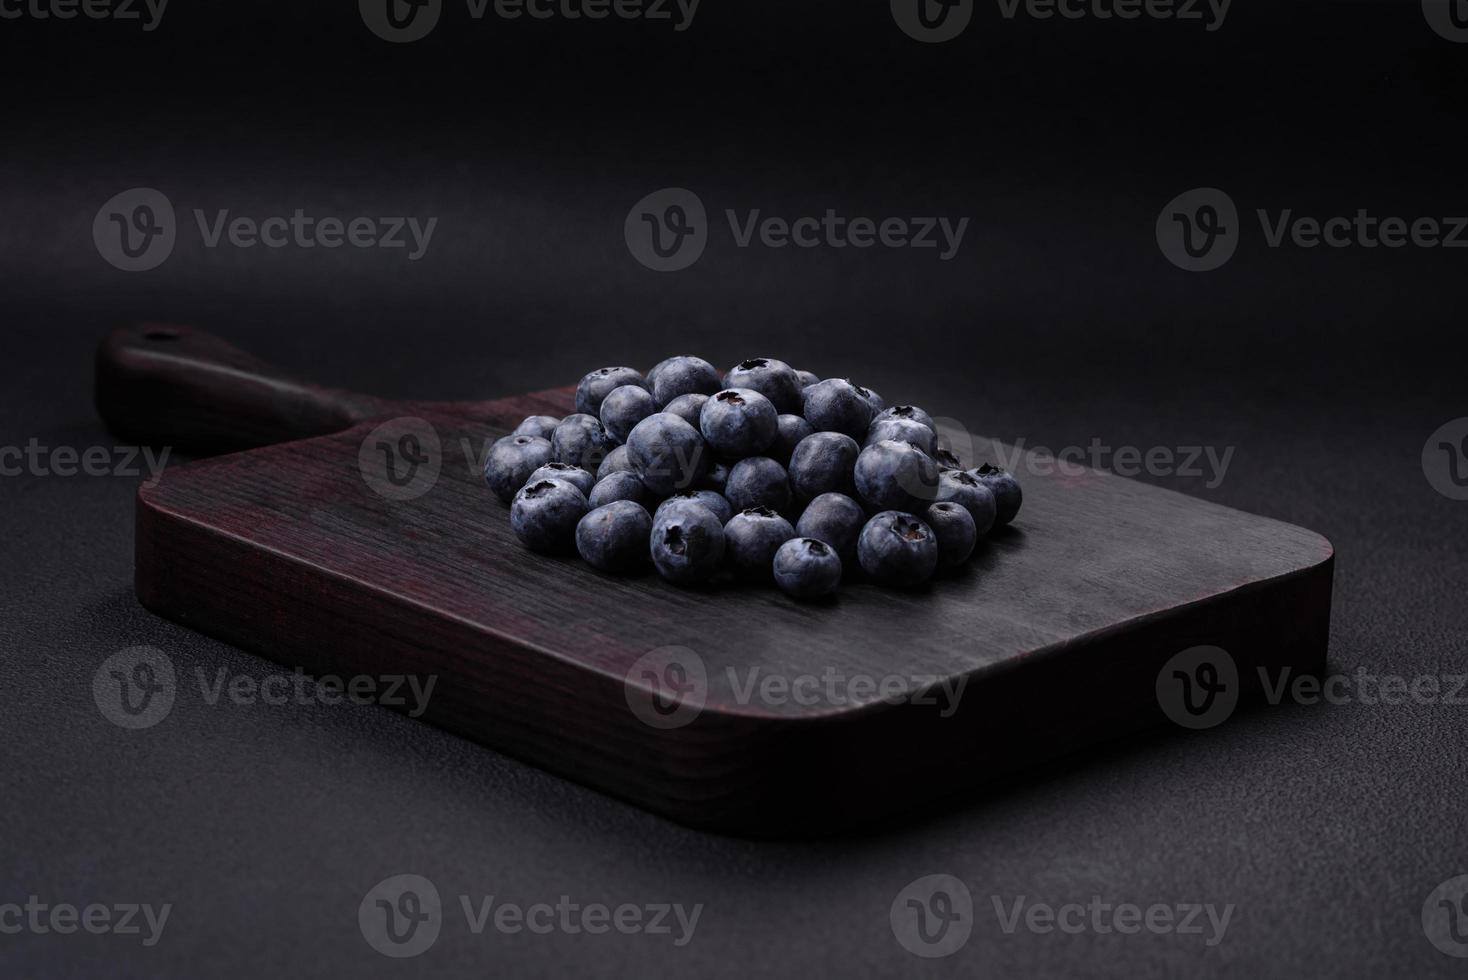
95 324 389 456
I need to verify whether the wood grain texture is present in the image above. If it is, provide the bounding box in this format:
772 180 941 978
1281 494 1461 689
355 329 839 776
132 382 1335 835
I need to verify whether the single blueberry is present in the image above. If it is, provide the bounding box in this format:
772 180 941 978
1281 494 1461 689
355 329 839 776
722 357 803 414
575 500 653 573
926 501 977 568
854 439 940 514
650 507 726 585
935 469 997 535
787 431 860 501
865 417 937 456
773 537 843 599
510 478 589 554
857 511 938 587
626 412 708 496
794 369 821 390
802 378 875 441
723 506 796 579
969 463 1024 526
512 415 561 440
663 392 710 430
596 444 635 480
645 356 676 392
873 404 935 435
575 366 646 417
551 414 615 471
852 382 883 415
527 462 596 498
484 434 554 504
769 414 815 466
699 388 779 458
725 456 792 513
587 470 653 509
599 384 658 444
655 490 734 527
651 355 722 408
794 491 866 567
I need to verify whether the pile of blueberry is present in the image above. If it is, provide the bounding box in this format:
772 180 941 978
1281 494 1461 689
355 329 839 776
484 357 1022 598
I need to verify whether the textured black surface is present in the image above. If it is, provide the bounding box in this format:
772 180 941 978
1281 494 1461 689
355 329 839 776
3 0 1467 975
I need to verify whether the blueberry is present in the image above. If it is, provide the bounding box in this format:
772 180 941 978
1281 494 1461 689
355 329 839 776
510 478 589 554
723 506 795 579
484 434 554 504
699 388 779 458
865 417 936 456
587 470 652 509
596 444 635 480
650 507 726 585
655 489 733 527
722 358 803 414
697 460 731 494
770 414 815 466
650 355 722 408
795 369 821 390
933 448 963 470
926 502 977 568
857 511 938 586
575 366 646 417
787 431 860 501
773 537 843 598
663 392 709 429
873 404 935 435
854 440 940 514
527 462 596 498
852 383 883 415
935 469 996 535
794 491 866 567
969 463 1023 526
645 356 676 391
802 378 875 440
725 456 792 513
512 415 560 440
626 412 708 496
576 500 653 573
599 384 658 443
551 414 614 471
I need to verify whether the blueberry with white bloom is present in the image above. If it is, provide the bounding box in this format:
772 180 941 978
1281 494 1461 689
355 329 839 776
663 392 709 429
773 538 843 598
873 404 935 436
770 414 815 466
576 500 653 573
587 471 652 509
597 444 635 480
655 490 733 527
794 491 866 567
794 369 821 390
803 378 876 441
857 511 938 587
511 478 589 554
854 439 939 514
651 355 722 408
935 469 996 535
722 357 804 414
699 388 779 458
512 415 560 440
865 417 937 456
484 434 554 504
527 462 595 498
599 384 658 443
926 501 977 568
787 431 860 501
551 414 615 471
969 463 1023 526
575 366 646 417
725 456 792 513
626 412 708 495
723 507 795 579
650 506 726 585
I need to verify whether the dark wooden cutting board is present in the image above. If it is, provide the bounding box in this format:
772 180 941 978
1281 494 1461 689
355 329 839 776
97 324 1334 836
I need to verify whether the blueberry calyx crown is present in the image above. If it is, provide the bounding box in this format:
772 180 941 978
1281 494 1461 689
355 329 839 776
662 525 687 555
802 539 830 556
736 358 768 371
524 480 557 498
950 471 979 486
715 390 745 404
892 515 928 541
849 382 873 397
743 506 778 519
976 463 1004 475
934 449 962 468
892 405 918 417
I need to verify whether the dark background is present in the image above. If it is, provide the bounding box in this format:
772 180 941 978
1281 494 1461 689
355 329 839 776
3 0 1467 976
